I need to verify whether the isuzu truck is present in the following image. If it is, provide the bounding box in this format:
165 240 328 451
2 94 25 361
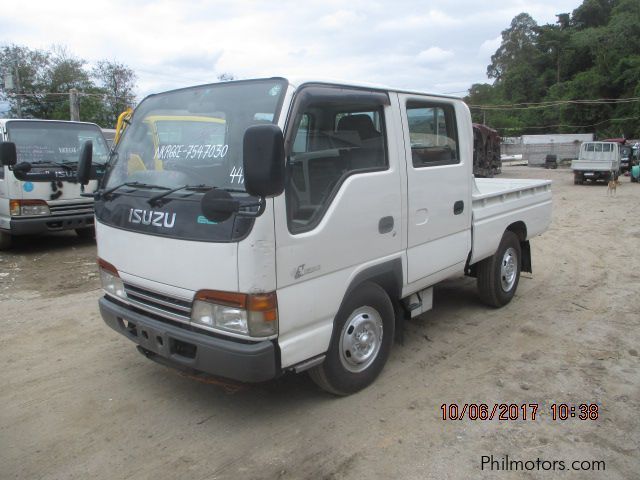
0 119 108 249
71 78 551 395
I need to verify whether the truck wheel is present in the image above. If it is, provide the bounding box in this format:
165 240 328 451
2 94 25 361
0 231 12 250
309 282 395 395
477 231 521 308
75 226 95 239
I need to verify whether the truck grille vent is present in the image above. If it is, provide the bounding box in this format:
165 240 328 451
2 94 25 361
123 283 192 324
49 202 94 216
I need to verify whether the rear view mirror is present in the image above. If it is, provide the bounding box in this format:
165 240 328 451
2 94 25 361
0 142 17 166
243 125 285 198
77 140 93 185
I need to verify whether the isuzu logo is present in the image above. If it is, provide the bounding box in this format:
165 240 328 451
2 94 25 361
128 208 176 228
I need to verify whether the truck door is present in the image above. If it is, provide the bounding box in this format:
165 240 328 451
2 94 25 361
273 85 403 367
398 94 472 284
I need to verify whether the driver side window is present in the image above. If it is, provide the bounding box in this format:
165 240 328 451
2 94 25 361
286 97 388 233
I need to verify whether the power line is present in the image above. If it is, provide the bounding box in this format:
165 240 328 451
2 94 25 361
494 115 640 131
470 97 640 110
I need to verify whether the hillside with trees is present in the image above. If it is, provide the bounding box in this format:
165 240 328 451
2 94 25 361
0 45 136 128
466 0 640 138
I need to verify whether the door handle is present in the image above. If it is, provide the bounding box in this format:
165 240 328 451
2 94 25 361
378 216 394 234
453 200 464 215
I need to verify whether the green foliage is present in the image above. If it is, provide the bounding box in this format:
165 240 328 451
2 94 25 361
1 44 137 128
468 0 640 138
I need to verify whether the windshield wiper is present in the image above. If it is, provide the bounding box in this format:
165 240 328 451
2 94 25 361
96 181 172 200
148 184 214 206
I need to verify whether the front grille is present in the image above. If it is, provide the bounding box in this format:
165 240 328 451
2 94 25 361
49 201 94 216
123 283 192 324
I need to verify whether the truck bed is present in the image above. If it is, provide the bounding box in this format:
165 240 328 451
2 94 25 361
470 177 552 264
571 159 617 172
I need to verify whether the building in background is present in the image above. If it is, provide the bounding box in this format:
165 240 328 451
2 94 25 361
502 134 594 166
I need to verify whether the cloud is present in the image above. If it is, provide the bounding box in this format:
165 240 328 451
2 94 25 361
416 47 454 64
0 0 582 105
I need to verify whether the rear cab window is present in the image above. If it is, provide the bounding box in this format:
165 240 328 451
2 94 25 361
405 101 459 168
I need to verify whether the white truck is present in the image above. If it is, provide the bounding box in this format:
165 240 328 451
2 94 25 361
72 78 551 395
0 119 108 249
571 141 621 184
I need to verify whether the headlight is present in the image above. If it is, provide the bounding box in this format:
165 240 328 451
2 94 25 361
191 290 278 337
98 258 126 300
10 199 50 216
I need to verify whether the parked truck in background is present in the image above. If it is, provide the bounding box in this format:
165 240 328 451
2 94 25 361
65 77 551 395
0 119 109 250
571 141 621 184
472 123 501 177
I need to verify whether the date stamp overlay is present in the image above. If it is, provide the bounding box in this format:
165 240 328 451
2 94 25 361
440 402 606 473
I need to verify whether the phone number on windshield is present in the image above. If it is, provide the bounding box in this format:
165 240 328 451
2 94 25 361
440 403 599 421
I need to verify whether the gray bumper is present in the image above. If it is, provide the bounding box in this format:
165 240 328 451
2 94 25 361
8 214 94 235
99 297 279 383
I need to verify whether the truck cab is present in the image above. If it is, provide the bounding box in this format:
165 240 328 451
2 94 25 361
0 119 108 249
86 78 551 394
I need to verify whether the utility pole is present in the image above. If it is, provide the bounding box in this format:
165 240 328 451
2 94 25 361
69 88 79 121
13 65 23 117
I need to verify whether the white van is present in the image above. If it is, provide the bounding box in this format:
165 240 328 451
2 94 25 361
0 119 107 249
77 78 552 395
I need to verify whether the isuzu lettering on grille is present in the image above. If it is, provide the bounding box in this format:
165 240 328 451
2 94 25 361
128 208 176 228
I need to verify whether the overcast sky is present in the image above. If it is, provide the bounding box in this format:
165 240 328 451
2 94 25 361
1 0 580 101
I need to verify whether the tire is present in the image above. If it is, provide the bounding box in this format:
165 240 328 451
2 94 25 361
309 282 395 395
476 231 521 308
0 231 12 250
75 226 95 239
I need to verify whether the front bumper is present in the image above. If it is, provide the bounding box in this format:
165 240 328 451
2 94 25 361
8 213 94 235
99 297 279 382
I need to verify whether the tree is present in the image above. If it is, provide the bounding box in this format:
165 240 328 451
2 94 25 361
92 60 137 127
487 13 539 81
0 44 51 118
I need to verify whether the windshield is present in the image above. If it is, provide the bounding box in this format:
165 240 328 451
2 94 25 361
104 79 287 192
7 121 109 165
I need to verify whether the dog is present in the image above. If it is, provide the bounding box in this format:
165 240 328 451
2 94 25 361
607 178 620 196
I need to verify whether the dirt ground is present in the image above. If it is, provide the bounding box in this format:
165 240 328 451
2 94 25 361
1 166 639 480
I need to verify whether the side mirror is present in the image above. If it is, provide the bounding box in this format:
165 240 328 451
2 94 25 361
200 189 240 223
243 124 285 198
0 142 17 166
77 140 93 185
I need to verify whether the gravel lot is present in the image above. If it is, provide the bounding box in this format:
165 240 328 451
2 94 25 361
1 166 639 480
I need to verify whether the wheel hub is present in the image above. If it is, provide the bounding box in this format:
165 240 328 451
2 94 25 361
501 247 517 291
339 307 383 373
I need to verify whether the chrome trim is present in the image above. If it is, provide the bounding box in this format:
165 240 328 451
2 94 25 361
125 288 191 313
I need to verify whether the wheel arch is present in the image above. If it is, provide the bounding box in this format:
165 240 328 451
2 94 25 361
506 222 531 273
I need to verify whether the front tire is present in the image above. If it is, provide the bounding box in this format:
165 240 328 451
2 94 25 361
75 226 95 239
0 231 12 250
477 231 521 307
309 282 395 395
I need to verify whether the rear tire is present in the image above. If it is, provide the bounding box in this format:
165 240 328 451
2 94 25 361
309 282 395 395
0 231 12 250
477 231 521 308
